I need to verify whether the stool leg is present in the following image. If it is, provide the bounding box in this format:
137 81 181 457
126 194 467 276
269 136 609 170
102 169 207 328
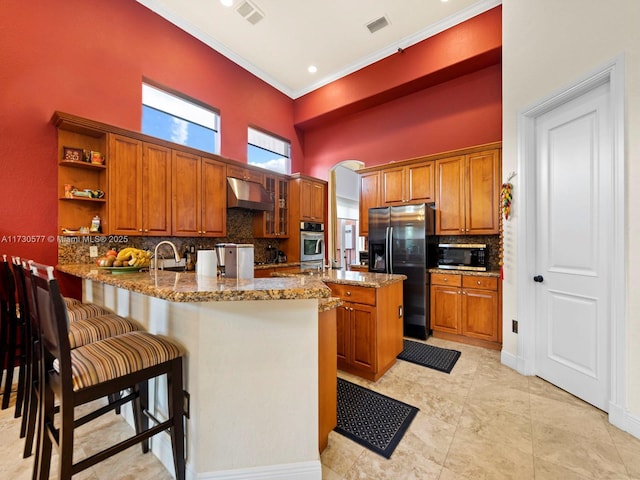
169 360 186 480
2 312 18 409
133 381 150 454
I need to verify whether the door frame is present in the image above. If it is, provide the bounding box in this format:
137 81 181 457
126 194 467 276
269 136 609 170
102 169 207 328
516 56 626 418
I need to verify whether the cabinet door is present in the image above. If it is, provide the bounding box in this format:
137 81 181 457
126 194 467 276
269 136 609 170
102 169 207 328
171 150 201 236
142 143 171 236
201 157 226 237
276 177 288 236
435 156 465 235
462 287 499 342
381 166 405 205
465 149 500 235
407 162 434 203
336 305 349 363
108 134 143 235
299 178 325 222
430 284 461 334
350 303 376 372
359 171 380 236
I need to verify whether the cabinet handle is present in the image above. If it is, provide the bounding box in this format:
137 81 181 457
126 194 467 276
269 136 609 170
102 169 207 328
477 280 481 285
138 229 143 232
346 291 351 296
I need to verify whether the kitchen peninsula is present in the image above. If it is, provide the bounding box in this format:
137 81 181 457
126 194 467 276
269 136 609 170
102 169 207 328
57 264 333 480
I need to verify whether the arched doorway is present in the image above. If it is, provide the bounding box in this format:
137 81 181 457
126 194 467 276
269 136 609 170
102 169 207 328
328 160 365 269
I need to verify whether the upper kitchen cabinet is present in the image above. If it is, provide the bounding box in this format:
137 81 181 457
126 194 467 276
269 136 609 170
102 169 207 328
290 174 327 223
55 113 108 235
253 173 289 238
436 148 501 235
172 150 226 237
358 171 380 237
108 135 172 236
381 161 434 206
227 163 264 184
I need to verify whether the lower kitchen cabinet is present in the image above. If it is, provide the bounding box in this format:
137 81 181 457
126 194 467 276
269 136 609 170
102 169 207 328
318 306 337 453
326 281 403 381
430 272 501 349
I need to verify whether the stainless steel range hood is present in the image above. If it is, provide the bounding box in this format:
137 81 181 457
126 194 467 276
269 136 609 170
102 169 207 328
227 177 273 211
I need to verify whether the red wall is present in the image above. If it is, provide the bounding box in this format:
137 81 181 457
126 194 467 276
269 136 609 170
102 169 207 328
0 0 298 268
303 64 502 180
0 0 502 294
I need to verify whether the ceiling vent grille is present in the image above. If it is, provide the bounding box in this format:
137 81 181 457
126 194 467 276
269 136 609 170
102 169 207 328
366 15 390 34
236 0 264 25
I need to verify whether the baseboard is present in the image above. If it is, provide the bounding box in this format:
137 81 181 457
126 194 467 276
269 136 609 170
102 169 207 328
608 402 640 440
200 460 322 480
500 349 518 371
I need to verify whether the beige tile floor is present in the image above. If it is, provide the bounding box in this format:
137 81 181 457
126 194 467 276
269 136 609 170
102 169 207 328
1 338 639 479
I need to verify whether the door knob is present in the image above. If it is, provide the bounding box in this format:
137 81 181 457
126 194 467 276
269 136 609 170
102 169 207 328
533 275 544 283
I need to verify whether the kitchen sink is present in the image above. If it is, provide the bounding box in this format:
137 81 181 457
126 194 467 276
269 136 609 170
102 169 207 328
159 266 187 272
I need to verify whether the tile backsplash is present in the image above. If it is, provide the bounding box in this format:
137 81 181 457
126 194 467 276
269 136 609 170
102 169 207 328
58 209 280 265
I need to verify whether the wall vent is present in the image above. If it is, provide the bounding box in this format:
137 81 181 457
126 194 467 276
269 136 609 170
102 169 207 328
236 0 264 25
366 15 390 34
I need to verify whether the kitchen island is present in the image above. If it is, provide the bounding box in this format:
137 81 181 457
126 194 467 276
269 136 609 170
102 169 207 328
273 269 407 381
57 264 333 480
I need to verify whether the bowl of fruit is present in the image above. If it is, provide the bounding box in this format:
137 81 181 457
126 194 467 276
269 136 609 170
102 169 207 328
97 248 153 273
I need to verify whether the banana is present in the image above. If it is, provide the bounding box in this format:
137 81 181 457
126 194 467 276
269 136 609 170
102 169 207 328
116 248 135 261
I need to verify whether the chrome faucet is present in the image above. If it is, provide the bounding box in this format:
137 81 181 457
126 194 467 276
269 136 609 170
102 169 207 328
153 241 181 270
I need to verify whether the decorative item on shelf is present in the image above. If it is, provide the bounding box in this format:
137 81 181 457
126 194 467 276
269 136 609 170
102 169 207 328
89 151 105 165
90 215 101 233
64 184 74 198
63 146 83 162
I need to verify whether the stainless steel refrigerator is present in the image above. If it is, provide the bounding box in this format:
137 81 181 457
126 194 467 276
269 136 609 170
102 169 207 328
368 203 437 339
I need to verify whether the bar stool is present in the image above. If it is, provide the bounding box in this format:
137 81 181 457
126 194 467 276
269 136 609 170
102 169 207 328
0 255 24 412
30 262 185 480
13 259 141 459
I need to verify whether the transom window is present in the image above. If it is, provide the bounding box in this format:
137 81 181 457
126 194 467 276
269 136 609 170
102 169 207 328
247 127 291 174
142 83 220 154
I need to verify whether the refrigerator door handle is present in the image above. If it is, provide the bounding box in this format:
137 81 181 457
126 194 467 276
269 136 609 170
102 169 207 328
388 226 393 274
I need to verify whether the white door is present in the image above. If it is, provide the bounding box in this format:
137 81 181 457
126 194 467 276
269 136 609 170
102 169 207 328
533 80 612 411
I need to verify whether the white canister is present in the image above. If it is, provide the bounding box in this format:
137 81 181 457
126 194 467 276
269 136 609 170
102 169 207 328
196 250 218 277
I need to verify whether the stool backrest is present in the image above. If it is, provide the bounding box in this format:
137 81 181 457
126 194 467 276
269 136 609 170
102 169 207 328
0 255 16 316
29 263 73 385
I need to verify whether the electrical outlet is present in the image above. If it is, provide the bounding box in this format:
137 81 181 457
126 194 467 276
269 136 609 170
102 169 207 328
512 319 518 334
89 246 98 258
183 391 190 418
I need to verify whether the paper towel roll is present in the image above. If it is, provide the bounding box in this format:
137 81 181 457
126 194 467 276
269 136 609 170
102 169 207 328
197 250 218 277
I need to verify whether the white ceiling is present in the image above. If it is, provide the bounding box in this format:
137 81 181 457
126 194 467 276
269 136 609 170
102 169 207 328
136 0 500 99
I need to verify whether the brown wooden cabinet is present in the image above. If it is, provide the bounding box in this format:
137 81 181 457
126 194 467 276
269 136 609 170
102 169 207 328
358 171 380 236
435 149 501 235
381 161 434 206
253 174 289 238
318 306 337 453
326 281 403 381
108 135 172 236
56 116 108 234
227 163 264 184
172 151 226 237
299 177 325 223
430 272 500 349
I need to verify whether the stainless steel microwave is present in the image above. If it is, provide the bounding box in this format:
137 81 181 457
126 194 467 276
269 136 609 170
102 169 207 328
437 243 488 271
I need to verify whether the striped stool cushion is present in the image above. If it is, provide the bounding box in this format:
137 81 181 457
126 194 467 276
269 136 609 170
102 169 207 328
57 331 183 391
68 314 141 349
66 302 109 322
63 297 81 308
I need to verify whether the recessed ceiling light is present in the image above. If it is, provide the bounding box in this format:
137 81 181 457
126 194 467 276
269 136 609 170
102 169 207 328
220 0 234 7
308 65 318 74
441 0 449 2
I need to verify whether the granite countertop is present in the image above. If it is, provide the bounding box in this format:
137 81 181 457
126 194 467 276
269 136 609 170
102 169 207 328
253 262 301 270
272 269 406 288
428 268 501 278
57 264 331 303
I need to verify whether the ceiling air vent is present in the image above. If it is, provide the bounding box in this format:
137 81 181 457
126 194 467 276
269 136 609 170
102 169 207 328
366 15 390 34
236 0 264 25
